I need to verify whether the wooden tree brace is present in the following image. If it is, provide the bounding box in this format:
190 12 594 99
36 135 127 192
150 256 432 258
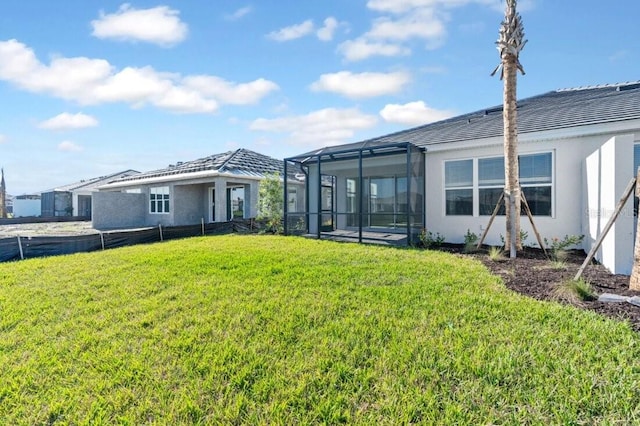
520 190 548 258
477 191 505 249
476 188 547 258
574 176 637 281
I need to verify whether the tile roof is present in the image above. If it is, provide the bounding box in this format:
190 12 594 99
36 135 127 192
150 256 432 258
292 81 640 158
47 170 140 192
111 149 286 183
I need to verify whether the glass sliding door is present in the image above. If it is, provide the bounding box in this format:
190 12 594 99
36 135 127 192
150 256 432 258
227 186 244 220
209 187 216 222
320 183 334 231
346 175 409 230
369 177 395 228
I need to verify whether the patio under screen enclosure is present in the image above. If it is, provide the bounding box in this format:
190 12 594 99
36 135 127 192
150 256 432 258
284 142 425 245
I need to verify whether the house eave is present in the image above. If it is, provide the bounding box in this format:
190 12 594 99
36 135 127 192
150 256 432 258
98 170 266 190
423 118 640 153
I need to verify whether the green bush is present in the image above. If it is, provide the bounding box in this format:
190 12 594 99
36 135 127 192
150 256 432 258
257 173 284 234
544 234 585 261
419 228 445 249
463 229 479 253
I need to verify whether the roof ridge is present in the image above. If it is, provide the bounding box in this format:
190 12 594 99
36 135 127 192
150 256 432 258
556 81 640 92
218 148 243 172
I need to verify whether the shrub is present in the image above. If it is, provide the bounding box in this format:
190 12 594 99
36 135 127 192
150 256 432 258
463 229 479 253
419 229 445 249
544 234 585 261
257 173 284 234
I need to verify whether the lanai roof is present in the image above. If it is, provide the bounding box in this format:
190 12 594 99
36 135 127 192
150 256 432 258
290 81 640 160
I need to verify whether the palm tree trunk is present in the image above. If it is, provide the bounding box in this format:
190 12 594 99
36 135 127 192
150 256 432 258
503 57 521 257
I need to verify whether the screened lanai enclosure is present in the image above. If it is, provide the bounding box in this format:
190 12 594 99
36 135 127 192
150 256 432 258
284 142 425 245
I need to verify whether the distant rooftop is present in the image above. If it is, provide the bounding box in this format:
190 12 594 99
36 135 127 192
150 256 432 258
46 170 140 193
291 81 640 160
110 148 288 184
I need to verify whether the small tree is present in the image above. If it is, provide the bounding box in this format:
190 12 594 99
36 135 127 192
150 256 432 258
492 0 527 258
257 173 284 234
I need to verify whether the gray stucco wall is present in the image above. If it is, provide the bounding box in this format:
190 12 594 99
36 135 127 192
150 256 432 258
173 184 207 226
92 192 146 229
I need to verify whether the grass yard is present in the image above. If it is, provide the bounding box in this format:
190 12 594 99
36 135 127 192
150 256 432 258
0 235 639 424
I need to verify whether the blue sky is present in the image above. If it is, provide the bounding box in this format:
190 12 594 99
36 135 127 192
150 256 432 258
0 0 638 195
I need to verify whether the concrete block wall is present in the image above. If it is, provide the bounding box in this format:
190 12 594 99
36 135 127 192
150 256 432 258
92 192 146 229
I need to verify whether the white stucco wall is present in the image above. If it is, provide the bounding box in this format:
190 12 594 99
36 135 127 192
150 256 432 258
583 135 635 274
13 199 41 217
423 127 638 274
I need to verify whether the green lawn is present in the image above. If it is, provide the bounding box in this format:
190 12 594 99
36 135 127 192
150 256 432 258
0 235 639 424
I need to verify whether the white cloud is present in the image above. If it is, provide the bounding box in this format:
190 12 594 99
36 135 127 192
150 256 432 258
310 71 411 99
338 38 410 61
183 76 279 105
317 17 339 41
380 101 455 125
267 20 315 41
0 39 277 114
341 0 532 61
366 9 446 43
58 141 84 152
250 108 378 147
91 4 188 47
39 112 99 130
225 6 253 21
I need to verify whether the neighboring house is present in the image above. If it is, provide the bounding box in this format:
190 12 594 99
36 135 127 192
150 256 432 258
285 81 640 275
94 149 305 230
13 194 41 217
40 170 140 218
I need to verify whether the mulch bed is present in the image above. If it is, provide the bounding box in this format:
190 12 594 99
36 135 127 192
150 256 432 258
439 244 640 332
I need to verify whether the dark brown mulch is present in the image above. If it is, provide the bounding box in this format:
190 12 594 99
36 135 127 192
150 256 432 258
438 244 640 332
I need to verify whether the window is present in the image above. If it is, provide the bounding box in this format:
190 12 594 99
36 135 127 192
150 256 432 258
445 159 473 215
149 186 169 214
346 176 409 228
288 187 298 212
444 152 553 217
520 153 552 216
478 157 506 215
227 187 244 220
346 178 357 226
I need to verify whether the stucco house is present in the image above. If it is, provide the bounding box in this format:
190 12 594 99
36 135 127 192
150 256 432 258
285 81 640 275
94 148 304 230
40 170 140 218
13 194 41 217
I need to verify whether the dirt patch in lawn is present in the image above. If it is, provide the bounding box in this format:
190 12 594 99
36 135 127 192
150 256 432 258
0 221 97 237
439 245 640 332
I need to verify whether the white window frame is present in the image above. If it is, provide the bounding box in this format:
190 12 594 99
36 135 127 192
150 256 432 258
443 158 474 216
149 186 170 214
443 151 555 218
